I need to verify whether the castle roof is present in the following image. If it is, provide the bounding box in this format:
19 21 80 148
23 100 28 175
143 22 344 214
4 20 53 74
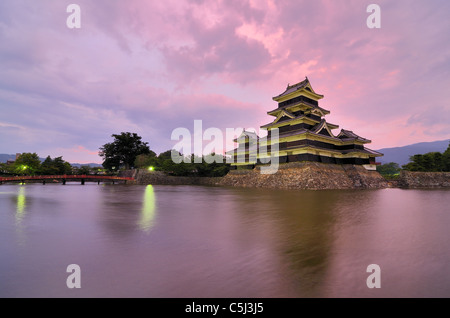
232 129 259 143
337 129 371 143
272 77 324 101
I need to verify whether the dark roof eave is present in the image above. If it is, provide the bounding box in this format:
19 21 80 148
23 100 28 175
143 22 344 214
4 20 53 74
267 102 329 115
260 115 321 129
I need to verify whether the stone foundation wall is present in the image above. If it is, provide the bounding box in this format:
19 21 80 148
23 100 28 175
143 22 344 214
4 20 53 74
219 162 387 190
118 170 137 179
398 171 450 188
134 162 388 190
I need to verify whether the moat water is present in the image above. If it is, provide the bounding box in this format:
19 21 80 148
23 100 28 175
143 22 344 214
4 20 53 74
0 183 449 297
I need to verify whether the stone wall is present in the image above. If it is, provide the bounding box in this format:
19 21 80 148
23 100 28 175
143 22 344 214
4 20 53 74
398 171 450 188
134 170 221 186
134 162 388 190
219 162 387 190
129 167 450 189
118 169 137 179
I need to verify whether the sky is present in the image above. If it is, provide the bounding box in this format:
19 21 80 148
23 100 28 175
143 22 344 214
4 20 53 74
0 0 449 163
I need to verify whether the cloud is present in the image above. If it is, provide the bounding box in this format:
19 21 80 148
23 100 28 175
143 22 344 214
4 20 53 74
50 145 100 163
1 0 450 162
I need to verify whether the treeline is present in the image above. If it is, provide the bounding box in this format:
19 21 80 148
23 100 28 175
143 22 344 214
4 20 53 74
377 142 450 177
402 142 450 172
100 132 230 177
134 151 230 177
0 153 97 176
376 162 401 179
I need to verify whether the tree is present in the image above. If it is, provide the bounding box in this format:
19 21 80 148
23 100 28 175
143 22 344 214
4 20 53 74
53 156 73 174
38 155 72 175
402 142 450 172
134 152 157 169
161 158 194 176
156 151 230 177
0 163 7 174
377 162 401 175
13 153 41 175
443 142 450 171
77 166 92 175
39 156 58 175
99 132 151 170
158 150 177 161
430 152 444 171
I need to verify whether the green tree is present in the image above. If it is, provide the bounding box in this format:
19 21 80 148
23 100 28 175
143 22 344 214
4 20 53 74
39 156 58 175
162 159 193 176
210 165 229 177
157 150 193 176
156 150 183 169
377 162 401 175
134 152 158 169
422 153 434 171
0 163 7 174
443 142 450 171
158 150 177 161
52 157 73 174
77 166 91 175
13 153 41 175
99 132 151 170
430 152 444 171
38 156 72 175
157 151 230 177
402 143 450 172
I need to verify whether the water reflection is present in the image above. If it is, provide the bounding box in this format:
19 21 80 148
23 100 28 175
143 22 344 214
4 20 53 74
276 191 338 296
226 188 378 297
13 186 28 245
15 186 27 224
139 185 156 232
261 190 341 297
1 184 449 297
99 185 155 237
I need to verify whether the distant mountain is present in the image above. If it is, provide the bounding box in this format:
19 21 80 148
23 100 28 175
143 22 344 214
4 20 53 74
71 163 103 168
0 154 16 163
0 154 102 167
0 154 47 163
376 139 450 166
3 140 450 168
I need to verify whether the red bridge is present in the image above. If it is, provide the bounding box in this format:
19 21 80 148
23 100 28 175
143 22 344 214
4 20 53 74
0 175 134 185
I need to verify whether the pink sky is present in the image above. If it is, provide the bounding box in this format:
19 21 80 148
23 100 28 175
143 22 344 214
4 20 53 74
0 0 449 163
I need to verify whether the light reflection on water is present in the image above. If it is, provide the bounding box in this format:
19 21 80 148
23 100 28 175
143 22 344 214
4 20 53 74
0 184 449 297
15 186 26 222
139 185 156 232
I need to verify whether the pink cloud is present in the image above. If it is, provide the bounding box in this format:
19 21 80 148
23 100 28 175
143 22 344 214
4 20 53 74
72 145 98 156
1 0 450 160
50 146 101 164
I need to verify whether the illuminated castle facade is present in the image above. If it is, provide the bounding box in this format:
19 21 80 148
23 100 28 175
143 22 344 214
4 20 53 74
228 78 383 170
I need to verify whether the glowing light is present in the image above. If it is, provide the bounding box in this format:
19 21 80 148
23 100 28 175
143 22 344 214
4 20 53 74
148 166 154 171
139 185 156 232
16 186 26 222
14 186 28 245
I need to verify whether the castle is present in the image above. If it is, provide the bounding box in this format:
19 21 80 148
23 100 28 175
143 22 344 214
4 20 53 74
228 78 382 170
